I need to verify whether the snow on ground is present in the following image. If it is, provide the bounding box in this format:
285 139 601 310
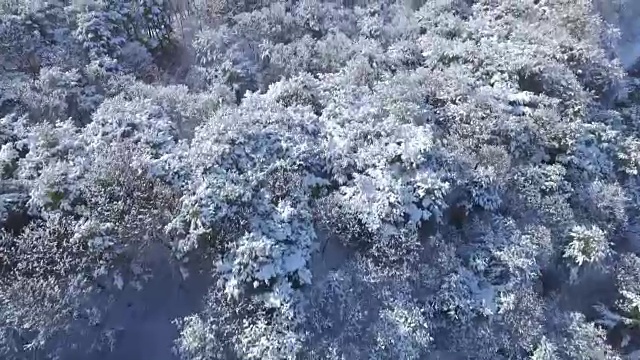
596 0 640 69
60 245 213 360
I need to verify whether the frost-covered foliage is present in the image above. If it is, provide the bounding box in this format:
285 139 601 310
3 0 640 359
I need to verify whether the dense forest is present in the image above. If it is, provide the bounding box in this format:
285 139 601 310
2 0 640 359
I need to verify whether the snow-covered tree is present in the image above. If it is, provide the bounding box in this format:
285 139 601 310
3 0 640 359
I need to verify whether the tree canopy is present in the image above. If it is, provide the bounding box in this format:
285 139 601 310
2 0 640 359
